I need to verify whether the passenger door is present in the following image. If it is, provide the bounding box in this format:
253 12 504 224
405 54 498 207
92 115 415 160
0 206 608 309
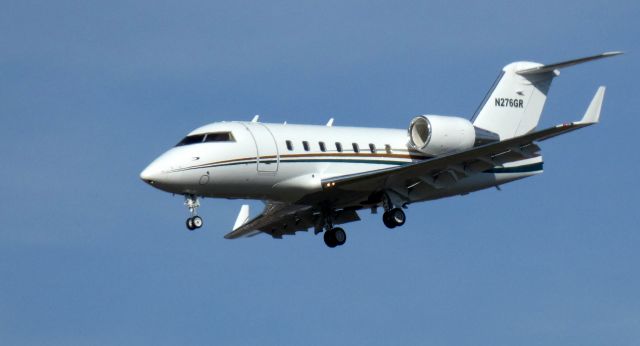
245 123 279 173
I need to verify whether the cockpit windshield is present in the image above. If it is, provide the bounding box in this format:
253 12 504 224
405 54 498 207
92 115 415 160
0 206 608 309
175 134 205 146
175 132 235 147
204 132 235 142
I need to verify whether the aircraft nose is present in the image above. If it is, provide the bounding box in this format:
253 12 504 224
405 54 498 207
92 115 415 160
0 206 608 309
140 163 161 186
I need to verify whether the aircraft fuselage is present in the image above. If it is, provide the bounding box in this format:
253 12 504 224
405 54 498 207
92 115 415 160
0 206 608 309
141 121 541 208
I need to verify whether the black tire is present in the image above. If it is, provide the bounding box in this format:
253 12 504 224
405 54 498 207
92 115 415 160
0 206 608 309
186 217 196 231
390 208 406 227
382 212 396 229
324 229 338 248
333 227 347 246
192 216 203 228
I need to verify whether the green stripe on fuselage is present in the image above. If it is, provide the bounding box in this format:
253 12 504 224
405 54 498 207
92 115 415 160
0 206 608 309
484 162 543 174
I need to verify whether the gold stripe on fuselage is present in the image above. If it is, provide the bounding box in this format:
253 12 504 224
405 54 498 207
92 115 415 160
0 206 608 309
169 151 431 173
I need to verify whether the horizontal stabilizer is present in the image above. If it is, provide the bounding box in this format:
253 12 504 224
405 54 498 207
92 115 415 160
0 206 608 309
517 51 622 75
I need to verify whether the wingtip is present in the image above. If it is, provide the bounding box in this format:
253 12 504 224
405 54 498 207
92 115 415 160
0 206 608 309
581 86 606 124
602 51 624 57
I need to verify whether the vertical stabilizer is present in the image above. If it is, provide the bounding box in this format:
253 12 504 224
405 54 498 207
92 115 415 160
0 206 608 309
472 62 555 139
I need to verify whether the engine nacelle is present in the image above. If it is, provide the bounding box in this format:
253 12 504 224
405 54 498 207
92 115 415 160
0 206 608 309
408 115 488 156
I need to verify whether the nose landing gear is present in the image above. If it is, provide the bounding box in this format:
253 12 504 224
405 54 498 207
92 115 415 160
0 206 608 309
184 195 203 231
186 215 203 230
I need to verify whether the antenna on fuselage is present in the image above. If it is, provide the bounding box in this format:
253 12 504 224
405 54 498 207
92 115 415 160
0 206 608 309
326 118 334 127
251 115 260 123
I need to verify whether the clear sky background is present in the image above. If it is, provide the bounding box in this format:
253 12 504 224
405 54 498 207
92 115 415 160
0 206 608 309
1 1 639 345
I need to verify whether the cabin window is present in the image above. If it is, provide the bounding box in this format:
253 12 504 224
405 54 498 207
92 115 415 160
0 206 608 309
369 143 376 153
302 141 310 151
175 134 205 146
286 140 293 151
385 144 392 154
319 142 326 152
204 132 235 142
352 143 360 153
335 142 343 152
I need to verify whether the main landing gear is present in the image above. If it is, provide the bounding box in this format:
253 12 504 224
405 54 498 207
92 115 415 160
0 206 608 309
320 212 347 248
324 227 347 248
184 195 203 231
381 193 406 229
382 208 406 229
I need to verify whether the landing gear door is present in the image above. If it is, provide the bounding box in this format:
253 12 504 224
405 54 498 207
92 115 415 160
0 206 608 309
245 123 279 173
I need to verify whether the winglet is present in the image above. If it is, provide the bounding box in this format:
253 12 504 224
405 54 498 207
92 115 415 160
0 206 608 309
326 118 334 127
233 204 250 230
580 86 606 124
251 115 260 123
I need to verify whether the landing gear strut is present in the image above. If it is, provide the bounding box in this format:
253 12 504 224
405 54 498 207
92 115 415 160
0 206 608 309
184 195 203 231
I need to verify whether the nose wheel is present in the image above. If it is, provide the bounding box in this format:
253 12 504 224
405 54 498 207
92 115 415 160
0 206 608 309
184 195 204 231
186 215 204 231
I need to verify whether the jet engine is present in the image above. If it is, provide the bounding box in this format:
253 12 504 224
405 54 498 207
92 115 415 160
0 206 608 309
408 115 498 156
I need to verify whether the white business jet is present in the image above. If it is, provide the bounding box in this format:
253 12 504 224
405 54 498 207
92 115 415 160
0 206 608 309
141 52 620 247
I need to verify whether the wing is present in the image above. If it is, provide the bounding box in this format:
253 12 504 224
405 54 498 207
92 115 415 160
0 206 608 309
321 87 605 194
224 202 360 239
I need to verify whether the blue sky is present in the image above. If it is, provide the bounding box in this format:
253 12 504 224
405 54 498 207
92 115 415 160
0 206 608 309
1 0 639 344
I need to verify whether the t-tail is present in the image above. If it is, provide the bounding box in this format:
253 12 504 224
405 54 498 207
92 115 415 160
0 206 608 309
472 51 622 139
